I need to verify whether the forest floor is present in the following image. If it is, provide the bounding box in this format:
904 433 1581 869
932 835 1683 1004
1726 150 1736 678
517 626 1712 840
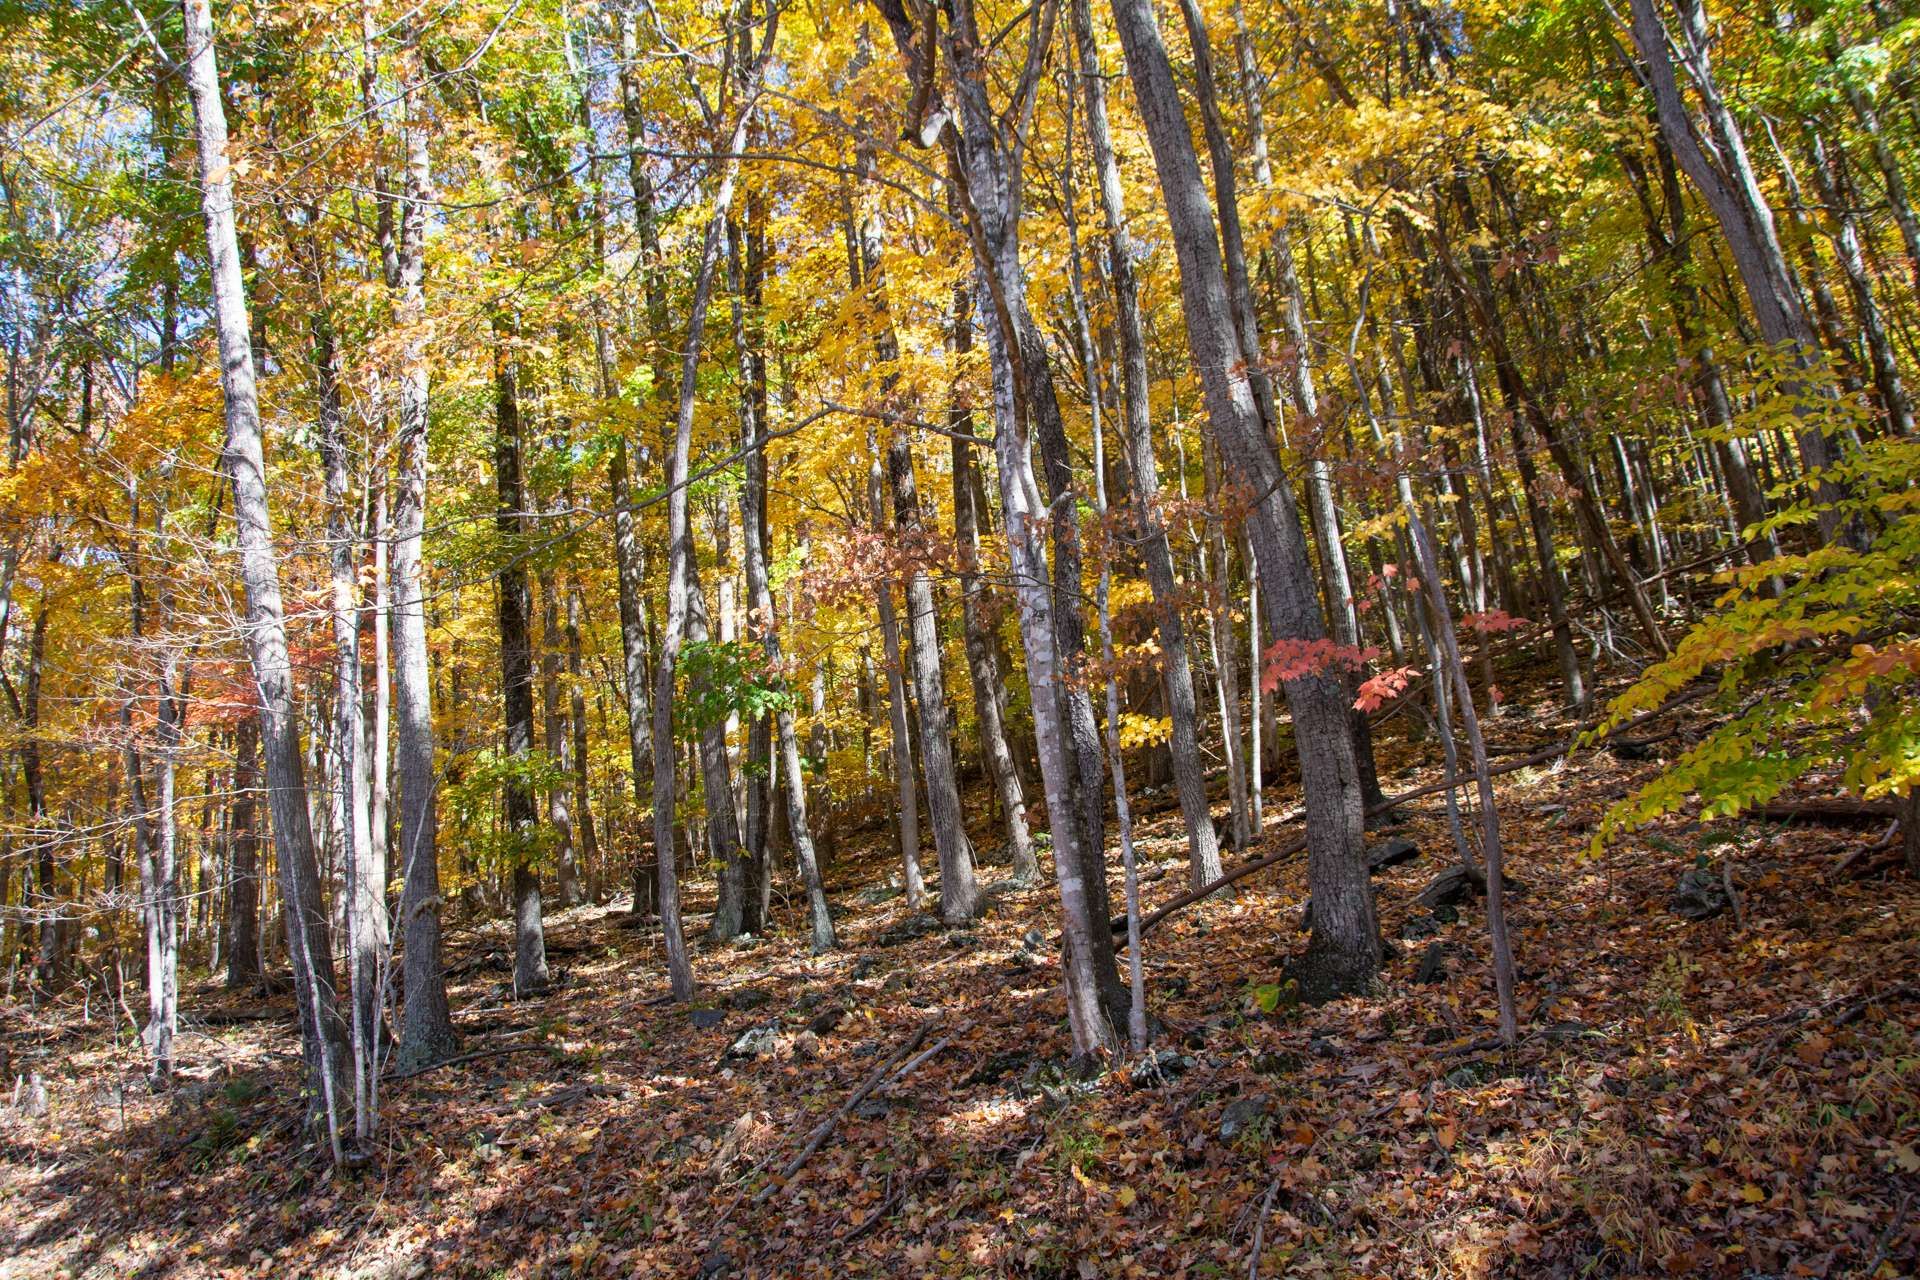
3 669 1918 1279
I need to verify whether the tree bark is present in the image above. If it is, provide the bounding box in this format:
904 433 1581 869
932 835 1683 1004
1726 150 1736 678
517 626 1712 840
181 0 350 1140
386 56 456 1076
1069 0 1221 888
225 715 260 989
887 436 981 923
948 284 1036 885
493 339 548 995
1107 0 1380 999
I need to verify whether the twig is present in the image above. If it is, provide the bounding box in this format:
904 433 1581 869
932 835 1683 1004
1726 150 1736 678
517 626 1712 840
843 1167 934 1243
708 1016 942 1234
1247 1176 1280 1279
1864 1192 1911 1279
752 1019 946 1205
1722 857 1746 932
382 1042 547 1083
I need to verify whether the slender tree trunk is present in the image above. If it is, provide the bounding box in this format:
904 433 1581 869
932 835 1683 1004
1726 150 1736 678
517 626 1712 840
493 339 549 996
1070 0 1221 886
728 229 833 947
948 284 1035 885
313 283 381 1140
1406 507 1518 1044
384 57 456 1075
888 437 981 923
871 445 925 906
1107 0 1379 999
651 30 774 997
226 716 260 989
370 480 391 909
564 579 600 897
1627 0 1850 543
181 0 350 1143
540 575 581 908
690 558 750 943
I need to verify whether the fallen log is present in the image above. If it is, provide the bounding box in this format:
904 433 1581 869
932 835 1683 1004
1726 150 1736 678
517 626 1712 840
1756 798 1899 825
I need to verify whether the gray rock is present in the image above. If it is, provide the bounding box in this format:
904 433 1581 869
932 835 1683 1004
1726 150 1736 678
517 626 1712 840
1128 1050 1194 1086
1669 858 1729 921
721 1023 781 1061
1368 837 1421 872
1414 942 1447 985
689 1008 726 1030
1218 1094 1271 1142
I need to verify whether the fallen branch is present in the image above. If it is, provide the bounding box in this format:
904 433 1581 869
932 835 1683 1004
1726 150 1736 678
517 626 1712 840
754 1020 950 1205
1755 798 1899 825
382 1042 548 1083
709 1016 944 1235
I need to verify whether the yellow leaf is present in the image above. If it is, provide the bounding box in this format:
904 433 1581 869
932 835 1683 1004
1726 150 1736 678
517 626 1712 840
1116 1185 1137 1208
1738 1183 1766 1203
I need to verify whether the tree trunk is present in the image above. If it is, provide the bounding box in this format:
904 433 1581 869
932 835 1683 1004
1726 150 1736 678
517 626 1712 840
1069 0 1221 887
1627 0 1850 543
226 715 261 989
651 27 774 997
1107 0 1379 999
690 558 751 943
181 0 350 1142
729 227 833 949
540 576 581 909
386 63 456 1076
870 436 925 906
887 437 981 923
493 339 548 995
948 284 1036 884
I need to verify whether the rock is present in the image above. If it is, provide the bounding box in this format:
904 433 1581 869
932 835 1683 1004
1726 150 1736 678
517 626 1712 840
966 1050 1033 1087
1218 1094 1271 1142
874 915 944 947
1413 864 1528 911
1021 927 1046 952
689 1008 726 1031
806 1005 846 1035
1128 1050 1193 1086
1414 942 1447 985
1668 857 1729 921
1368 837 1421 872
1253 1051 1302 1077
720 1023 782 1061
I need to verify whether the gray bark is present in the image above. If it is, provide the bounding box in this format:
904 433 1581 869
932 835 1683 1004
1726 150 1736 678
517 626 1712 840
387 79 456 1073
181 0 350 1139
493 343 548 996
1107 0 1379 999
1069 0 1221 886
888 437 981 923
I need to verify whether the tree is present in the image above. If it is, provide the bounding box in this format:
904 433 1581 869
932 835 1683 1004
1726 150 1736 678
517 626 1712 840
178 0 350 1140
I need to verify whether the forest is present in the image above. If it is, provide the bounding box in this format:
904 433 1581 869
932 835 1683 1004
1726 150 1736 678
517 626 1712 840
1 0 1917 1274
